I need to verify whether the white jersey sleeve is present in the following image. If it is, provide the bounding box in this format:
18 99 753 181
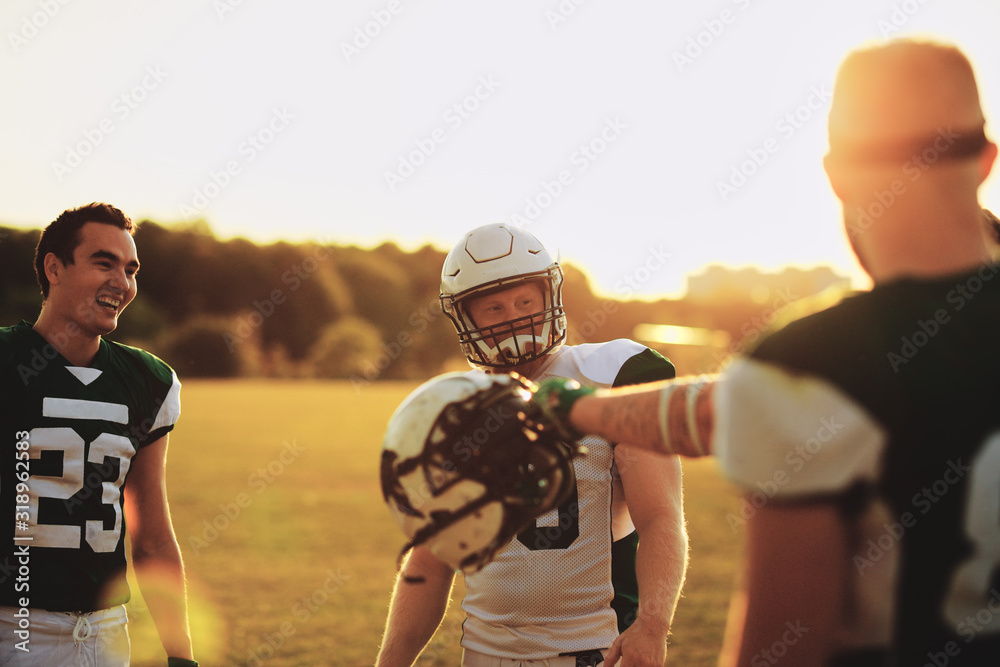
713 357 896 651
714 358 886 497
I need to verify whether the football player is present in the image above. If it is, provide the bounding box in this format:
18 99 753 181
376 224 688 666
984 208 1000 260
0 204 197 666
530 39 1000 666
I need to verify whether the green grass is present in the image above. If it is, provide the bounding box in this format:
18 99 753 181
124 380 744 666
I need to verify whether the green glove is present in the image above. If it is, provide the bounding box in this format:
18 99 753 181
531 377 595 442
167 659 199 667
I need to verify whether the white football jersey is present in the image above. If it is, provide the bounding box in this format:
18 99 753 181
460 339 673 658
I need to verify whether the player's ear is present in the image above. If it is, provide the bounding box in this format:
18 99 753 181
823 153 848 201
977 141 997 185
43 252 64 289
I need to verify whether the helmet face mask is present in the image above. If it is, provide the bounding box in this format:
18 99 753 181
440 224 567 369
380 372 581 573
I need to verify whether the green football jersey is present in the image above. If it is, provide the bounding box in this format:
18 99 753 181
1 322 180 611
714 266 1000 666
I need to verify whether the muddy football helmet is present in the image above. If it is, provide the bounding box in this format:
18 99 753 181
380 371 584 573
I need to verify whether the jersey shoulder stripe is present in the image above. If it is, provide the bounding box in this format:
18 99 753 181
613 346 674 387
546 340 674 388
0 323 182 444
102 339 181 443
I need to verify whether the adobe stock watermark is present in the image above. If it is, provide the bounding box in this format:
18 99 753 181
223 244 331 352
340 0 413 63
11 430 32 653
508 116 627 226
187 440 306 555
726 414 845 532
16 323 82 385
179 107 294 219
213 0 248 20
409 615 464 665
567 301 620 343
51 65 168 182
749 620 810 665
350 296 444 393
614 245 673 297
567 245 673 341
853 458 970 575
716 83 831 202
954 588 1000 648
672 0 756 73
887 259 999 373
244 567 350 666
8 0 72 52
847 126 964 241
16 304 102 385
544 0 590 31
392 403 522 515
10 546 30 654
877 0 932 38
705 288 800 374
383 75 502 192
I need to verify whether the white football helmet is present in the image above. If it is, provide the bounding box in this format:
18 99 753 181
440 223 567 369
380 371 582 573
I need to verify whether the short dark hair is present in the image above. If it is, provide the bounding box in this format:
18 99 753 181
34 202 135 297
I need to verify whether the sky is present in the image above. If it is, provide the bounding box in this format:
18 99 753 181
2 0 999 299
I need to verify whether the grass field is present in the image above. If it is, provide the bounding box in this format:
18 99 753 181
122 380 746 666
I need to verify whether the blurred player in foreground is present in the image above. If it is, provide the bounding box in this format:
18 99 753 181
530 39 1000 666
983 208 1000 259
377 224 688 666
0 203 197 666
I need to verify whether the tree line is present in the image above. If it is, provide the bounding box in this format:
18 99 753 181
0 221 843 380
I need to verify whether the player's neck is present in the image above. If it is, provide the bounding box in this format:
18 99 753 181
868 216 991 283
33 306 101 367
852 190 990 283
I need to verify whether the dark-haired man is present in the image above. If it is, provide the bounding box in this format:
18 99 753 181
0 203 197 666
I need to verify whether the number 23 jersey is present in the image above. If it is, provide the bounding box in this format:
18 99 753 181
1 322 181 612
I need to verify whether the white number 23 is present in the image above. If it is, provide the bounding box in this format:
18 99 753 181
27 427 132 553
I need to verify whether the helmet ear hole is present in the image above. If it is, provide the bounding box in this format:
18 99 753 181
380 372 583 573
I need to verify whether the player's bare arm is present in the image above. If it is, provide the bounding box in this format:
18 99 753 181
376 546 456 667
540 376 718 458
608 448 688 666
123 434 195 661
720 503 848 667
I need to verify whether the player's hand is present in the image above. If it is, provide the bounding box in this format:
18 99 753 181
604 616 668 667
528 376 595 442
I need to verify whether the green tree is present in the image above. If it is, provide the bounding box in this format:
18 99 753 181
157 316 257 378
309 316 384 379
